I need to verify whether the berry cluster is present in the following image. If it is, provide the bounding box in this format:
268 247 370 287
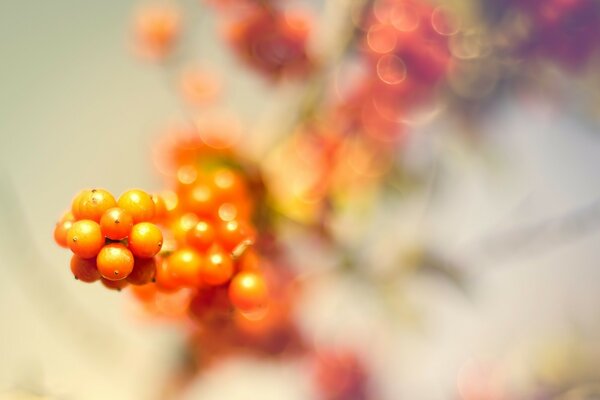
337 0 452 142
54 189 164 290
54 132 272 324
152 134 270 316
218 5 313 80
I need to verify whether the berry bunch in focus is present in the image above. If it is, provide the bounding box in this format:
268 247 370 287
54 189 164 290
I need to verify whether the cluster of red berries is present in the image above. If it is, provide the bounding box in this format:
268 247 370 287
219 5 313 80
336 0 452 142
53 189 164 290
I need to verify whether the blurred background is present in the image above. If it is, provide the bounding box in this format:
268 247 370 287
2 0 600 399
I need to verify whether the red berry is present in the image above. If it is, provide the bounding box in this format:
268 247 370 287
54 219 74 248
128 222 163 258
186 220 216 251
118 189 156 223
127 257 157 285
100 207 134 240
96 243 134 281
101 277 129 291
200 246 234 286
70 255 101 283
228 271 268 312
167 248 203 287
217 220 255 252
67 220 104 259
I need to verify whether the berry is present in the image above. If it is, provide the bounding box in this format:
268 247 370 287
71 189 91 219
167 248 203 287
75 189 117 222
217 220 255 252
67 220 104 259
184 182 217 217
237 248 260 271
70 255 101 283
100 207 134 240
101 277 129 291
96 243 134 281
54 219 74 248
128 222 163 258
130 282 157 302
155 257 180 292
171 213 199 244
228 271 268 312
186 220 216 251
127 257 157 285
151 193 167 222
200 246 234 286
211 168 247 202
117 189 156 223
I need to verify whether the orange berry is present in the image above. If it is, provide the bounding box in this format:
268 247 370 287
167 248 202 287
54 219 74 248
100 207 134 240
161 190 180 217
101 277 129 291
130 283 157 302
118 189 156 223
237 248 260 271
70 255 100 283
127 257 157 285
211 168 247 203
186 220 216 251
184 182 217 217
151 193 167 222
200 246 233 286
75 189 117 222
96 243 134 281
67 220 104 258
228 271 268 312
217 220 256 252
128 222 163 258
170 213 199 244
155 257 180 292
71 189 91 219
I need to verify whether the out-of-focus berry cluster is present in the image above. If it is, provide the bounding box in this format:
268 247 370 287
206 0 314 80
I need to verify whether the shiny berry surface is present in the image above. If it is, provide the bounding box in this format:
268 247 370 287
128 222 163 258
70 255 101 283
228 271 268 312
200 246 234 286
97 243 135 281
117 189 156 223
100 207 134 240
67 220 104 259
127 257 157 285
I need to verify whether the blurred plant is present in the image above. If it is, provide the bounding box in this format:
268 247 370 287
45 0 600 398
